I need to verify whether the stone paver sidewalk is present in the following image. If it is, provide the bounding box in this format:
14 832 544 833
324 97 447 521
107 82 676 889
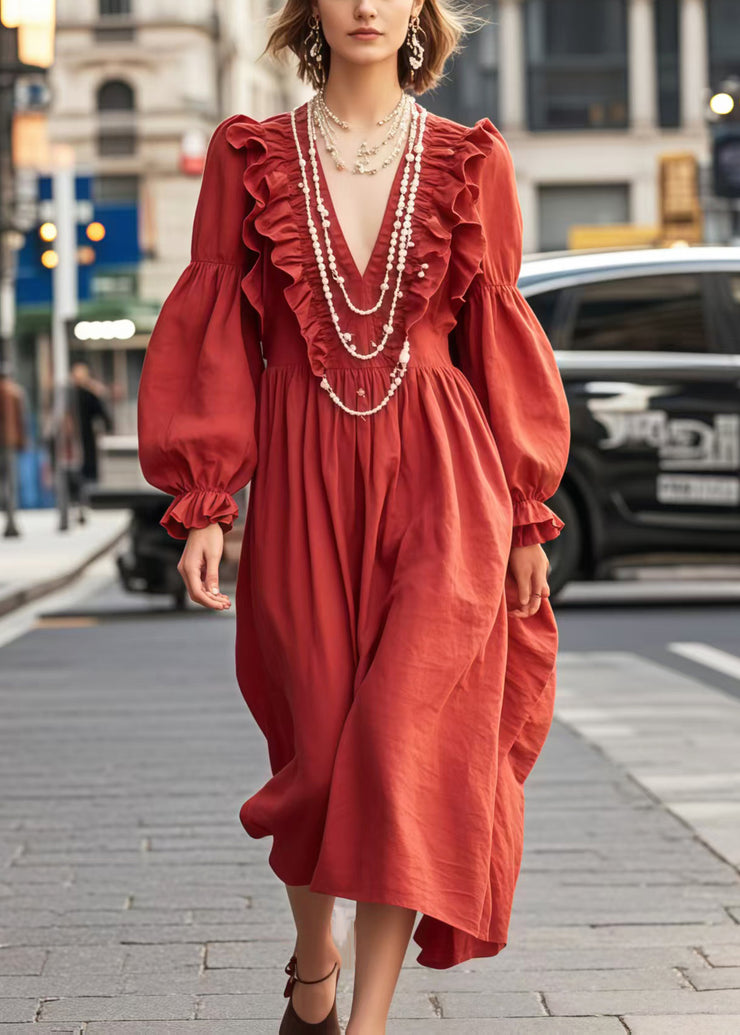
1 600 740 1032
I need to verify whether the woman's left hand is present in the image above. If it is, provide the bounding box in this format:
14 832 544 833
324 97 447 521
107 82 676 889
506 543 551 618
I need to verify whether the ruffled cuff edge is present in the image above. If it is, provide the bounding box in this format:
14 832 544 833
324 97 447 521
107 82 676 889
160 488 239 541
511 496 564 548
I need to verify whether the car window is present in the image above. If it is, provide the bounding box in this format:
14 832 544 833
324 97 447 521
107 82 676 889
722 273 740 354
524 289 560 341
567 273 711 352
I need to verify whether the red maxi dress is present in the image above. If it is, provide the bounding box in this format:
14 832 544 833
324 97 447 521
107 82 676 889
137 100 571 970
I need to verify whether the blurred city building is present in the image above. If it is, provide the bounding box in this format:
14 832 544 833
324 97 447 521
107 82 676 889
8 0 740 471
426 0 738 252
16 0 299 437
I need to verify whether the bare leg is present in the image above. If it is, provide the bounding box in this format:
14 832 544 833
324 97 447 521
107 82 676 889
346 901 417 1034
284 883 343 1024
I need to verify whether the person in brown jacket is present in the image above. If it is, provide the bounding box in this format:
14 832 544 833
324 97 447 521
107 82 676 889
0 359 27 521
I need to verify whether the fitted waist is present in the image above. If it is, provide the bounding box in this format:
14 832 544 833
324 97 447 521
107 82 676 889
263 359 460 373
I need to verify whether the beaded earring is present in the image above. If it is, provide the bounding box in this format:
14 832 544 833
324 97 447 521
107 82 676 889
406 14 425 72
305 13 326 88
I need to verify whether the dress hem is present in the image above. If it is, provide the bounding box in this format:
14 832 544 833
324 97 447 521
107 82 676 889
241 812 509 965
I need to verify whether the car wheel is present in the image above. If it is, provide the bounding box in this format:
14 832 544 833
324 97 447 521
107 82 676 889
543 485 582 597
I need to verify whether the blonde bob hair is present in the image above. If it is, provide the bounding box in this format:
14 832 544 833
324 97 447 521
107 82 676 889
262 0 485 95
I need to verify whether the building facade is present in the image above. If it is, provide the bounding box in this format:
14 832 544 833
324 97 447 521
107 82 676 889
426 0 739 252
20 0 740 442
38 0 300 433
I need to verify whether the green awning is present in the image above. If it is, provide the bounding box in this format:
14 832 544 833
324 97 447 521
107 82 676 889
16 297 162 336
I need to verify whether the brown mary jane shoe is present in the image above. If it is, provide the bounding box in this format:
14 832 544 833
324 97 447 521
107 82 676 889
278 953 341 1034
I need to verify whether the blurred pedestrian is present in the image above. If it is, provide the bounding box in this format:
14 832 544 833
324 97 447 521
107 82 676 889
63 362 114 523
0 358 27 531
137 1 571 1031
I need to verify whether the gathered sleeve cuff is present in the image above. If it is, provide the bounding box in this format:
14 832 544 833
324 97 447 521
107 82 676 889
137 116 264 541
511 496 565 548
159 487 241 541
450 124 571 548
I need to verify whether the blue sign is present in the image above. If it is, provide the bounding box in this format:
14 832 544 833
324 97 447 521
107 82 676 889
15 173 140 308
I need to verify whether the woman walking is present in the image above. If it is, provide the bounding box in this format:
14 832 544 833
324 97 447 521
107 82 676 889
137 0 571 1031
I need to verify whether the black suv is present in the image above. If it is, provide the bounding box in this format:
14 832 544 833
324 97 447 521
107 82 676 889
520 246 740 593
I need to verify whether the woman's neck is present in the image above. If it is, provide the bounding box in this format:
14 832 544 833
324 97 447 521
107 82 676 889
321 58 406 132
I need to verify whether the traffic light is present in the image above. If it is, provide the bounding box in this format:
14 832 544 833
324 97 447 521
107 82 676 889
37 221 58 269
709 77 740 200
33 219 106 271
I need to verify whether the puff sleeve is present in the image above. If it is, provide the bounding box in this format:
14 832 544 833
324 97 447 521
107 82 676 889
137 115 263 540
450 123 570 547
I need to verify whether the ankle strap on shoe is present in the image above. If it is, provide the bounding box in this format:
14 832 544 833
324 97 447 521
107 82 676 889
283 955 338 998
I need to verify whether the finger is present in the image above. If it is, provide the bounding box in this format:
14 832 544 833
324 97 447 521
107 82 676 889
520 577 546 619
202 554 228 604
202 552 230 606
515 568 532 612
182 558 227 610
527 576 552 618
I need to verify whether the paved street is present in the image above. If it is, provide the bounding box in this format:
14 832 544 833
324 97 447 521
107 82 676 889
1 558 740 1032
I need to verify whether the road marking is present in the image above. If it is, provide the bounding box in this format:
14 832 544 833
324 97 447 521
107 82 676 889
34 616 99 629
668 642 740 682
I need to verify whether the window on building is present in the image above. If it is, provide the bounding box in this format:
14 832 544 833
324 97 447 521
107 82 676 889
567 274 710 353
707 0 740 90
95 175 139 204
538 184 630 251
96 0 134 41
97 132 136 156
99 0 132 14
655 0 679 128
97 80 134 111
97 80 136 157
525 0 628 130
425 2 499 125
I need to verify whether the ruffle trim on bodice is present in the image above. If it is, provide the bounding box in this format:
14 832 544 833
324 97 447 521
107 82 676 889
224 105 498 379
408 113 497 330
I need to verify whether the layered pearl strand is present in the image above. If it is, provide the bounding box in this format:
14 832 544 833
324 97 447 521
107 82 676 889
289 98 428 419
307 93 417 322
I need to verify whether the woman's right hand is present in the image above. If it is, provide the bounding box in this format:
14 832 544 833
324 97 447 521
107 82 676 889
177 524 232 610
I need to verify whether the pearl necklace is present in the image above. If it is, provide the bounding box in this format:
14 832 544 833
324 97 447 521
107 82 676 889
290 100 427 418
314 89 412 175
301 99 422 358
307 93 416 324
318 87 406 130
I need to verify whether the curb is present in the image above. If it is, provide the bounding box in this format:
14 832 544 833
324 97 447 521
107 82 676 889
0 521 130 619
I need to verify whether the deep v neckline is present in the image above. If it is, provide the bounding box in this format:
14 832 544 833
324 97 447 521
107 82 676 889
302 101 414 285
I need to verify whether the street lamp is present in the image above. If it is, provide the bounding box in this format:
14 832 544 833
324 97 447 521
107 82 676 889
0 1 55 536
1 1 55 69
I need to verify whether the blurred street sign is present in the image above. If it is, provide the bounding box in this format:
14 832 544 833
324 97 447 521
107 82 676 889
15 172 140 308
659 153 703 243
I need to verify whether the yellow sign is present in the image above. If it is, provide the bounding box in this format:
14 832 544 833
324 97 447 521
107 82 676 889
568 225 659 250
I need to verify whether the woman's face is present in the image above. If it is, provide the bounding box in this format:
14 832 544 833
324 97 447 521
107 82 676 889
312 0 423 72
